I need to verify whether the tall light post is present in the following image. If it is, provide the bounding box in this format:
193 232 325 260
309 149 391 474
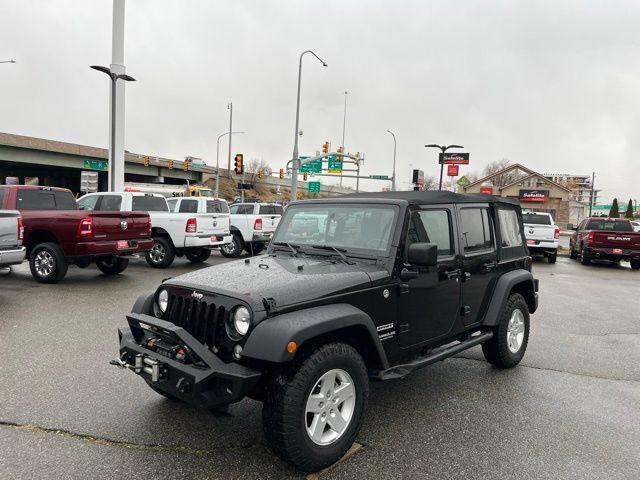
0 60 16 64
425 144 464 190
90 65 135 192
226 102 233 178
386 130 397 191
340 91 348 187
291 50 327 201
216 130 244 196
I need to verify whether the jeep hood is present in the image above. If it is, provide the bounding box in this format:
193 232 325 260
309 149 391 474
167 254 388 311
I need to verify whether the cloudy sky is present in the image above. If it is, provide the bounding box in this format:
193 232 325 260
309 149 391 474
1 0 639 201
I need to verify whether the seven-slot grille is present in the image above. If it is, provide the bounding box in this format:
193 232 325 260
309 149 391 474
164 292 227 351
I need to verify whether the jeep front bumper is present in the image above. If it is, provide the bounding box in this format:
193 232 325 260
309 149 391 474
113 313 261 408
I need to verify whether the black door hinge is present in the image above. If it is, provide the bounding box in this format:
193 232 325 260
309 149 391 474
461 305 471 316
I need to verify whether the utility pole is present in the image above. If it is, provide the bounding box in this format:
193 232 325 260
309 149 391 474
340 91 348 187
588 171 595 217
386 130 397 191
109 0 127 192
226 102 233 177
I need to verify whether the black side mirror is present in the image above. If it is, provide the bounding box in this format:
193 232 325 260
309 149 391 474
408 243 438 267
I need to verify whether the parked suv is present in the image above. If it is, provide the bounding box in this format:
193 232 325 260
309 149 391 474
111 191 538 472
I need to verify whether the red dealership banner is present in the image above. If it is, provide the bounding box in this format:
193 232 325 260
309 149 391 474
480 187 493 194
447 164 459 176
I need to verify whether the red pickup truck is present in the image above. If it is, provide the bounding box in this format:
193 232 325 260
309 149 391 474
569 217 640 269
0 185 154 283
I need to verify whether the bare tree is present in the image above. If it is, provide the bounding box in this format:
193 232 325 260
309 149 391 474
245 158 271 185
480 158 523 188
422 175 439 191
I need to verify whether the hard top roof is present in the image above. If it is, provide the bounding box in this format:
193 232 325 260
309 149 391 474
299 190 521 207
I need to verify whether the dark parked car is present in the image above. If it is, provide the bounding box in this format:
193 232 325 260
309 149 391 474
111 191 538 472
569 217 640 269
0 185 154 283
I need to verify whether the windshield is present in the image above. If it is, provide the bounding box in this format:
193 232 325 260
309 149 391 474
272 203 397 255
522 213 552 225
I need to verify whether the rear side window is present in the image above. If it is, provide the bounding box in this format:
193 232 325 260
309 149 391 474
587 219 633 232
498 209 523 247
259 205 276 215
206 200 229 214
97 195 122 211
522 213 552 225
77 195 99 210
17 189 77 210
178 199 198 213
274 205 283 215
132 195 168 212
460 208 493 253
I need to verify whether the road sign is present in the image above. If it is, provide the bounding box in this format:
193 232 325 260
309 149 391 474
327 156 343 174
308 181 321 193
80 170 99 193
299 156 322 174
457 175 471 187
369 175 390 180
439 153 470 165
83 159 108 171
447 165 459 177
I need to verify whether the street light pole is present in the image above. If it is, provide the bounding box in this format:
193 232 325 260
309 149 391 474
0 60 16 64
588 171 596 217
425 144 464 190
226 102 233 178
291 50 327 202
216 131 245 197
340 91 348 187
386 130 397 191
90 65 135 192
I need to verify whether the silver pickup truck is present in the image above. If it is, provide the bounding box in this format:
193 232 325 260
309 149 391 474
0 210 26 269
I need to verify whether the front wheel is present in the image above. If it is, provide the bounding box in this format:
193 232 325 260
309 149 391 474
482 293 530 368
220 233 243 258
262 343 368 473
185 248 211 263
96 257 129 275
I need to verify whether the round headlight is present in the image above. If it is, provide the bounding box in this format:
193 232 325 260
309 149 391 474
233 306 251 336
157 289 169 313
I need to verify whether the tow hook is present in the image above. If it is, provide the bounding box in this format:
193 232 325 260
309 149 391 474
109 354 165 382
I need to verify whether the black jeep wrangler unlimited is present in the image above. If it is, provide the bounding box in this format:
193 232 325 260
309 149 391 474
112 191 538 472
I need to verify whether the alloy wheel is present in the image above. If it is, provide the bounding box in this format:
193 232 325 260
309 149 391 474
34 250 54 277
506 309 525 353
149 243 165 263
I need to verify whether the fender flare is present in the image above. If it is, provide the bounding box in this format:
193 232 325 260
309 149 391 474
482 270 537 326
131 292 155 316
242 303 390 369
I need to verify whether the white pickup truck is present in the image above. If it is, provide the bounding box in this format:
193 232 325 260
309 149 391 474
78 192 231 268
522 211 560 263
221 202 283 257
0 210 25 270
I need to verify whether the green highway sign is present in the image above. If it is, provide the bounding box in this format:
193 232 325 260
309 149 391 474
299 156 322 174
369 175 389 180
83 159 108 171
327 155 343 174
308 181 321 193
457 175 471 187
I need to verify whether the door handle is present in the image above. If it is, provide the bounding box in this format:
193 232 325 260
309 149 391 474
481 261 497 272
445 269 461 280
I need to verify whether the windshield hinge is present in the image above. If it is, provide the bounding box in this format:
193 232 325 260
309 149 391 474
262 297 278 316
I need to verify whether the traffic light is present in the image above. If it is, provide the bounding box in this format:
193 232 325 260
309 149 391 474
168 160 174 169
322 142 330 154
234 154 244 175
258 169 263 179
303 172 308 181
337 146 343 161
182 160 189 171
143 155 150 167
279 168 284 179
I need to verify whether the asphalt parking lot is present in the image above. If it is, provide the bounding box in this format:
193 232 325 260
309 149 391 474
1 253 639 480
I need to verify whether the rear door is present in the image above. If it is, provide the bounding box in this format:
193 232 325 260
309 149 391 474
458 204 500 326
205 199 231 235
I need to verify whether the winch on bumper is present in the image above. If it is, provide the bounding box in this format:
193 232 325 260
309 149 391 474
112 313 261 408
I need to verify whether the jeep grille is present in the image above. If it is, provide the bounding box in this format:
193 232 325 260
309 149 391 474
164 293 227 352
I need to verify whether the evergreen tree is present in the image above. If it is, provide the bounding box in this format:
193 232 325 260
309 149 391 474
609 198 619 218
625 199 634 219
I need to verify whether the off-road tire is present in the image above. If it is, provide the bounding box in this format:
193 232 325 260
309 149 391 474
220 233 243 258
547 252 557 264
96 257 129 275
482 293 530 369
569 244 578 259
185 248 211 263
29 242 68 283
145 237 175 268
630 259 640 270
262 343 368 473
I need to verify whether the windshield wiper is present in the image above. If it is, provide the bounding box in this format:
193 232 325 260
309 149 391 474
272 241 300 256
310 244 349 262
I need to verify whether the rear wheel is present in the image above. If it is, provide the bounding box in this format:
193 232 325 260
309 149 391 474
145 237 175 268
185 248 211 263
547 251 557 264
220 233 243 258
262 343 368 473
96 257 129 275
482 293 530 368
630 259 640 270
29 242 68 283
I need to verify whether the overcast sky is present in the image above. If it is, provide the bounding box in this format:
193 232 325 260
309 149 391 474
1 0 639 201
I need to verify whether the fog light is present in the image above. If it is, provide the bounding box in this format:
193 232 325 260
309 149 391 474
232 344 243 360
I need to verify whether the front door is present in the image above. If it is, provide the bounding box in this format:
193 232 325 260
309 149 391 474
457 205 500 325
397 205 462 348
